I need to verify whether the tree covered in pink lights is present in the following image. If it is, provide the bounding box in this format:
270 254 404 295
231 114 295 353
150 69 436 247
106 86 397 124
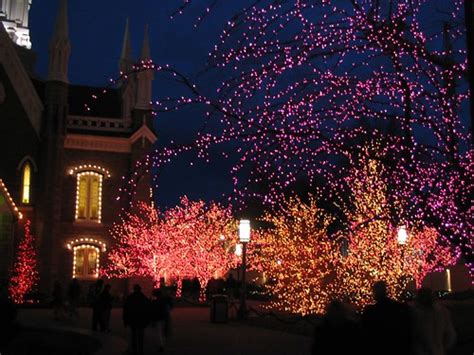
104 1 472 277
105 198 239 300
9 220 39 304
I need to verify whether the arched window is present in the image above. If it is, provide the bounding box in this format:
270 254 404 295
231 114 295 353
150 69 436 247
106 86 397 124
22 162 31 204
67 238 106 280
69 165 110 223
73 245 99 279
75 172 103 222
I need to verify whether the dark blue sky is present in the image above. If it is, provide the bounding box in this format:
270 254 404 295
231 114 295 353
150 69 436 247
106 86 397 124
28 1 469 209
29 0 248 208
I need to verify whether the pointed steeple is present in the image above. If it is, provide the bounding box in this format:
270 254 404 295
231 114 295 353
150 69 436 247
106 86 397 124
140 24 151 60
52 0 68 41
119 18 132 73
135 24 154 110
48 0 70 83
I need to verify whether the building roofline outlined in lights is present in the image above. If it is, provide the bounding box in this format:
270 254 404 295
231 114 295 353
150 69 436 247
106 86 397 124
0 179 23 220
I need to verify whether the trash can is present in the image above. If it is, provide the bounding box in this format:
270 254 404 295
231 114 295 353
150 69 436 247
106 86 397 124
210 294 228 323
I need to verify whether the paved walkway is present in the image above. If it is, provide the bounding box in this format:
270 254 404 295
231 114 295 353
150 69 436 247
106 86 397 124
17 307 312 355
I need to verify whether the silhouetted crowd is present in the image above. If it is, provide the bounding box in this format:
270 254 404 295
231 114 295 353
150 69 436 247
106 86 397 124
0 277 460 355
311 281 457 355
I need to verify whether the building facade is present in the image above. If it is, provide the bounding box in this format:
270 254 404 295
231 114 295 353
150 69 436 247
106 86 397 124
0 0 156 293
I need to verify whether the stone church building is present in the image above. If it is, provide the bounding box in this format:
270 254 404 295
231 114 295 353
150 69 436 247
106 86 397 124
0 0 156 294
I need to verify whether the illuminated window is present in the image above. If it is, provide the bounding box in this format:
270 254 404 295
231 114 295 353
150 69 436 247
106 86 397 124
75 172 103 222
22 163 31 204
73 245 100 279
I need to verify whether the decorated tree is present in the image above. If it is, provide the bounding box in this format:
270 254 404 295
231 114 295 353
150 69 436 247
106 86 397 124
335 151 459 307
250 195 339 315
403 226 459 289
9 220 39 304
106 197 239 300
105 203 169 285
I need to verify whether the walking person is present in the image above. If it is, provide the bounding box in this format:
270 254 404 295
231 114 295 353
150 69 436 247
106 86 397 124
312 300 361 354
412 288 456 355
89 279 104 331
123 284 151 355
150 288 173 352
98 284 113 332
361 281 413 355
52 280 64 320
67 278 81 320
225 273 236 299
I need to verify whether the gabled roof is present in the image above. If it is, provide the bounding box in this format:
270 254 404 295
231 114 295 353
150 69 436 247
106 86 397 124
0 24 43 136
130 124 157 144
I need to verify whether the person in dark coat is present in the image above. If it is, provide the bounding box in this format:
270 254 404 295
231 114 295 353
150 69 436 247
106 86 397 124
123 284 151 355
98 284 113 332
312 300 361 354
225 273 236 299
89 279 104 331
52 280 64 320
412 288 456 355
362 281 413 355
67 278 81 319
150 288 173 352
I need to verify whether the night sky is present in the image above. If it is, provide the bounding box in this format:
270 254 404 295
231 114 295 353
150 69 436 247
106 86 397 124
28 1 470 210
30 0 249 208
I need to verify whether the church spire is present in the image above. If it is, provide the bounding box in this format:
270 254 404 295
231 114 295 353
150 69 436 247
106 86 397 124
48 0 70 83
119 18 132 73
135 24 154 110
140 24 151 60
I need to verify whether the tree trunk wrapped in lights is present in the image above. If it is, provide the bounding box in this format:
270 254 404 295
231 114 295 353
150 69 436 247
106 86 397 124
9 220 39 304
105 197 239 301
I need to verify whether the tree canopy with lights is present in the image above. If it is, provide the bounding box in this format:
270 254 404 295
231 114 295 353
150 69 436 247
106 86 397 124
334 150 459 307
106 197 239 300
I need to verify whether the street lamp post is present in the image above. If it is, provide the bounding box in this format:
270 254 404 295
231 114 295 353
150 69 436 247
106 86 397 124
397 225 409 294
238 219 250 320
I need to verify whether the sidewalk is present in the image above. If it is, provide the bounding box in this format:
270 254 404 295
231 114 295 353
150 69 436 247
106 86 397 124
17 307 312 355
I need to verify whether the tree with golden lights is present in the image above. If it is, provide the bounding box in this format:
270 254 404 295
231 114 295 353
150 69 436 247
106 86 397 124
335 152 458 307
251 195 340 315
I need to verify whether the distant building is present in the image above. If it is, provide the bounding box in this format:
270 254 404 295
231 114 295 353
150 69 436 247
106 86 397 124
0 0 156 293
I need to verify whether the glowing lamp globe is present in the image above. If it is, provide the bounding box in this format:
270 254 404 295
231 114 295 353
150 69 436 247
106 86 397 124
239 219 251 243
235 243 243 257
397 225 409 245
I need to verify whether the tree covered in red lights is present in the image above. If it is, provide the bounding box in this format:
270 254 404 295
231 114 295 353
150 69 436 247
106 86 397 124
101 1 471 277
9 220 39 304
106 197 239 300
